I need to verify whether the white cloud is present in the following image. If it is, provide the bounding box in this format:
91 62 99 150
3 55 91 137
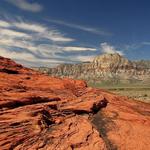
5 0 43 12
47 19 112 36
0 19 75 42
0 38 37 52
0 20 11 27
0 48 66 67
0 18 75 61
63 46 96 51
13 22 46 32
0 18 97 66
41 30 74 42
13 20 75 42
100 42 124 55
0 48 35 61
73 55 95 62
0 28 31 39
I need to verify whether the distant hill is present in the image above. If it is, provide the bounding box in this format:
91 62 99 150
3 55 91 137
33 53 150 86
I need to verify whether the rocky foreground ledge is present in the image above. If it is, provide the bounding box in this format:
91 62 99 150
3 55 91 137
0 56 150 150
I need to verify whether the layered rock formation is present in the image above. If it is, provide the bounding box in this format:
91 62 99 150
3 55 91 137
0 56 150 150
34 53 150 85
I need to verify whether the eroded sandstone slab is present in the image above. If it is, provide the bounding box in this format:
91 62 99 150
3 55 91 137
0 56 150 150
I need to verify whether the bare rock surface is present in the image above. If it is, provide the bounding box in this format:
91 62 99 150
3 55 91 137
0 56 150 150
34 53 150 84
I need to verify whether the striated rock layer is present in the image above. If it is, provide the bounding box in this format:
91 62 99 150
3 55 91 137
0 56 150 150
34 53 150 85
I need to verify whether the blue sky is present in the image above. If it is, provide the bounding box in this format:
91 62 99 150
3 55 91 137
0 0 150 67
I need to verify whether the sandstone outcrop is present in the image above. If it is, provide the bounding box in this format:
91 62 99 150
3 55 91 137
34 53 150 85
0 56 150 150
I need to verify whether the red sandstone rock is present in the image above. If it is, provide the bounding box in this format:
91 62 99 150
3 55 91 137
0 56 150 150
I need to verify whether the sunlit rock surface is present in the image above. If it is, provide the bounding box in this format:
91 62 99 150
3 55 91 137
34 53 150 84
0 56 150 150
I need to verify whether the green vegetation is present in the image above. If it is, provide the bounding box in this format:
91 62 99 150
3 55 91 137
89 82 150 103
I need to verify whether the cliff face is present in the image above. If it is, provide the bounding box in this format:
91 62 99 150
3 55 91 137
0 56 150 150
35 53 150 84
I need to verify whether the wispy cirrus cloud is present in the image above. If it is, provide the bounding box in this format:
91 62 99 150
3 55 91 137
100 42 124 55
0 47 68 67
0 28 32 38
0 17 97 67
141 41 150 45
123 42 150 51
5 0 43 12
14 22 46 32
47 19 112 36
0 18 75 42
63 46 96 52
0 20 11 27
73 55 95 62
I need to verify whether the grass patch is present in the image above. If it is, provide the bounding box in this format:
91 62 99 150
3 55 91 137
88 82 150 102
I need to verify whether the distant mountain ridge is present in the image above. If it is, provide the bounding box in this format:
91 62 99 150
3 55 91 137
33 53 150 85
